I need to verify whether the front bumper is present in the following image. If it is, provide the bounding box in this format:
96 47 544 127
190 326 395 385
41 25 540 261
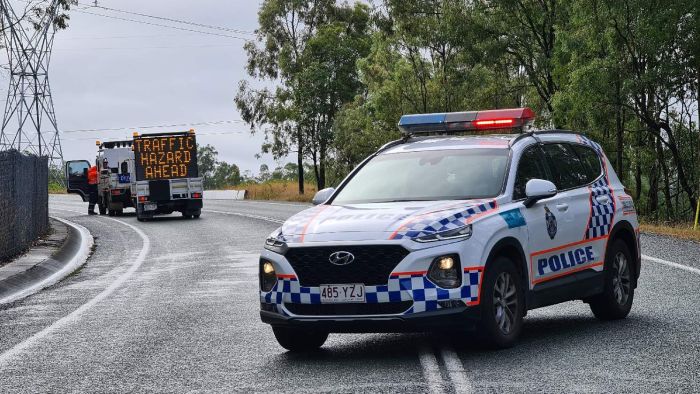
260 305 481 333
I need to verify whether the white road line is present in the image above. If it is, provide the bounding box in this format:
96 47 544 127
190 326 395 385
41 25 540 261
418 345 447 394
203 209 285 224
642 254 700 275
0 216 93 305
440 347 474 394
0 209 151 366
215 200 309 207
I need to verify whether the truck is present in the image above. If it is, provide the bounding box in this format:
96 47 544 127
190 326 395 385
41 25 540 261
65 130 204 221
131 130 203 221
96 140 135 216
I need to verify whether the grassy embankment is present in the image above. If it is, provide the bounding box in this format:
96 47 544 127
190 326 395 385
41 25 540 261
48 182 66 194
639 222 700 242
234 181 316 203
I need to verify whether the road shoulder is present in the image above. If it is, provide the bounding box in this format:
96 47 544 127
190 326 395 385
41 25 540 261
0 216 93 305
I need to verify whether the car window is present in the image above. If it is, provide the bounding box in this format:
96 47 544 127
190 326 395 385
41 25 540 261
513 146 550 200
571 144 602 183
332 148 509 204
542 143 588 190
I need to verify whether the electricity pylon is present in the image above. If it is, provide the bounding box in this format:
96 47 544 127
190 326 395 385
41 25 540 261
0 0 64 185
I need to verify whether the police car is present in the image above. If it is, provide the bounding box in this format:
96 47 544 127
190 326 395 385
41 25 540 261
259 108 640 351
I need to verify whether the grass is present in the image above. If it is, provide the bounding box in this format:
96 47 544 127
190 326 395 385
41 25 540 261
640 222 700 242
232 180 316 203
48 182 66 194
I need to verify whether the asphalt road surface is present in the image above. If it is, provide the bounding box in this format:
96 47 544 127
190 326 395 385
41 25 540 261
0 195 698 393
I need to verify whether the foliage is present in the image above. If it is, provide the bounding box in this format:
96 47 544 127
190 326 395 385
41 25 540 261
239 0 699 222
196 144 241 189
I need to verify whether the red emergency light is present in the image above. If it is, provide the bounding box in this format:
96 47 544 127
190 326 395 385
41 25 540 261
398 107 536 134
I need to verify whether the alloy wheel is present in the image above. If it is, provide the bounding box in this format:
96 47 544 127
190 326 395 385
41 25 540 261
493 272 518 334
612 252 631 305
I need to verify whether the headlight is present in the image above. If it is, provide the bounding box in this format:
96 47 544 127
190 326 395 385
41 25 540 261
414 224 472 243
264 227 288 254
428 254 462 289
260 259 277 292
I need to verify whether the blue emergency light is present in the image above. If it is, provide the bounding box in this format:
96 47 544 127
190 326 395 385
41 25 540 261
398 107 536 135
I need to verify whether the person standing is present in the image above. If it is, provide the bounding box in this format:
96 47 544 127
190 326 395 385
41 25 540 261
87 164 98 215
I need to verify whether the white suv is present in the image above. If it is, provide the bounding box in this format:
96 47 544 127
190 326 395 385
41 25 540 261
259 108 641 351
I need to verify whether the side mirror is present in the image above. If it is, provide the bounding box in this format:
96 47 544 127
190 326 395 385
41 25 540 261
312 187 335 205
524 179 557 208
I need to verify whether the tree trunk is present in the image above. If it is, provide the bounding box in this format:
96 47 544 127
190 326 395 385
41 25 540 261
614 78 624 178
297 128 304 195
657 137 674 220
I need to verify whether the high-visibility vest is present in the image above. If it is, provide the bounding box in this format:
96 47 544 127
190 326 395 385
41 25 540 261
88 166 98 185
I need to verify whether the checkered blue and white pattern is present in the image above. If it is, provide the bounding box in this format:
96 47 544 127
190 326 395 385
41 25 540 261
392 201 497 240
260 268 483 316
586 178 615 239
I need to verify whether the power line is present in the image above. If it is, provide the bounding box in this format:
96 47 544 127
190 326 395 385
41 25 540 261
62 129 248 141
87 3 256 36
63 119 247 133
71 8 251 40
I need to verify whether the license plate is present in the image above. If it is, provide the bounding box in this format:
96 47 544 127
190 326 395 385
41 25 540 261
144 203 157 211
320 284 365 303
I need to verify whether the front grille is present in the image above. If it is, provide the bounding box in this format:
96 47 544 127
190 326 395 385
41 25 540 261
284 245 410 287
285 301 413 316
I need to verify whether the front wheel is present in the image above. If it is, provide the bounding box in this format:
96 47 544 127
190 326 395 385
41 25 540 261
272 327 328 352
588 239 634 320
478 256 524 349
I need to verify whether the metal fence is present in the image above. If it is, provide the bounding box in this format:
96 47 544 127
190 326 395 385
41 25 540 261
0 150 49 261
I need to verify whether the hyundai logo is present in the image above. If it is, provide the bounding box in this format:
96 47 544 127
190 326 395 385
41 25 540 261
329 251 355 266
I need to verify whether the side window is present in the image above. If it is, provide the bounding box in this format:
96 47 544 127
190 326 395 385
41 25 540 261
514 146 549 200
571 144 602 183
542 143 588 190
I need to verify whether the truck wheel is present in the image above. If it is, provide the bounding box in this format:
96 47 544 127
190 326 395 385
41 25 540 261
478 256 525 349
272 327 328 352
193 209 201 219
108 209 115 217
136 204 150 222
182 212 193 219
116 209 124 216
98 202 106 215
588 239 634 320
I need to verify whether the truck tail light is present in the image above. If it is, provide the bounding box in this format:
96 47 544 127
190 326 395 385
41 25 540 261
111 189 122 195
192 192 202 199
138 196 147 202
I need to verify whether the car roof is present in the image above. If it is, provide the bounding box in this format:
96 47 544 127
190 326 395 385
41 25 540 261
380 130 587 155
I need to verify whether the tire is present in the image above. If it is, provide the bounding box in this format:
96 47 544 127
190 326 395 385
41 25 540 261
116 209 123 216
193 209 201 219
272 326 328 352
98 202 106 215
136 204 150 222
182 212 193 219
108 209 115 217
478 256 525 349
588 239 634 320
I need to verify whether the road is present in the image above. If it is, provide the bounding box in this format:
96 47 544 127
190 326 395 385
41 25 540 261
0 194 698 392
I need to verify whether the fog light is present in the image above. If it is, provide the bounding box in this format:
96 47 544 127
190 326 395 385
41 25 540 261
437 256 454 270
428 254 462 289
263 261 275 274
260 259 277 292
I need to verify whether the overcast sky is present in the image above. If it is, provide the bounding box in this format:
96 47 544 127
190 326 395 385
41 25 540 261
3 0 279 175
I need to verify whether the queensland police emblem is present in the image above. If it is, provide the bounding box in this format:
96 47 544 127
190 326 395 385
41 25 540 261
544 206 557 239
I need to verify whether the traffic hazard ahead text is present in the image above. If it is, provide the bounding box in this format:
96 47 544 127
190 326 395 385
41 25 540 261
134 136 195 180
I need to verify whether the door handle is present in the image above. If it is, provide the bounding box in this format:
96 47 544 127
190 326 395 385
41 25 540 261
556 203 569 212
596 195 610 204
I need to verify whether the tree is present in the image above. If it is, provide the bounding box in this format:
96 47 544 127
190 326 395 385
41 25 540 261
197 144 219 189
212 162 241 188
236 0 371 191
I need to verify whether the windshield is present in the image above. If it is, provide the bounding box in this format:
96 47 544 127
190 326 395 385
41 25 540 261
332 148 509 204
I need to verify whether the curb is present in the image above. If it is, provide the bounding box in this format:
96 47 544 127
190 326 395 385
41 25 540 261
0 216 93 305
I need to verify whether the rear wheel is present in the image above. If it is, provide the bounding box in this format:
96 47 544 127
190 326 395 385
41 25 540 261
272 327 328 352
588 239 634 320
478 256 524 349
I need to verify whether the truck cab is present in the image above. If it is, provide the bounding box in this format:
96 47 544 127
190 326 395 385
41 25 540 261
96 140 135 216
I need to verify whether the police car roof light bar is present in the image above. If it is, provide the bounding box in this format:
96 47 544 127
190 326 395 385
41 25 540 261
398 107 536 135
